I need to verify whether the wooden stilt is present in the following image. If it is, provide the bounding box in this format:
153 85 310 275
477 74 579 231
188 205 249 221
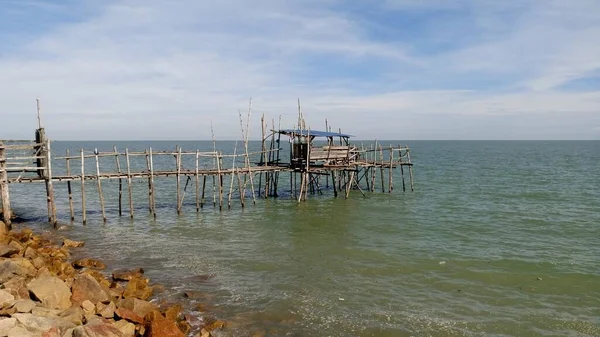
228 143 238 209
389 145 393 193
66 149 74 221
94 149 106 223
149 148 156 218
80 149 87 224
195 150 200 212
407 149 414 191
125 148 134 218
0 141 11 228
201 175 207 208
113 146 123 216
379 145 385 192
176 146 182 215
331 171 337 197
45 140 57 226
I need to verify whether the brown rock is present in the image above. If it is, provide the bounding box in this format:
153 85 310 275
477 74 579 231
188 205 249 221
24 246 39 259
177 320 191 335
2 276 30 299
81 300 96 316
32 306 63 317
96 301 116 319
144 311 185 337
164 304 183 322
151 284 166 294
0 317 17 336
117 298 158 321
0 289 15 310
112 320 135 337
12 313 75 335
71 273 111 305
111 268 143 282
60 306 84 326
83 270 112 288
115 308 144 324
27 276 73 310
63 239 84 248
123 276 153 300
73 258 106 270
108 283 125 299
12 299 36 313
42 326 62 337
72 319 125 337
32 256 49 269
0 258 37 282
0 243 20 257
202 320 226 333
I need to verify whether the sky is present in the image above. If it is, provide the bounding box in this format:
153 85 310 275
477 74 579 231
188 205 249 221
1 0 599 140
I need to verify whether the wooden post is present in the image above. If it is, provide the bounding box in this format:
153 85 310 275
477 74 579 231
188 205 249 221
228 143 238 209
66 149 75 221
0 141 11 228
331 171 338 197
80 149 87 224
176 146 182 215
201 174 207 208
149 148 156 218
45 140 57 226
125 148 134 218
113 146 123 216
195 150 200 212
218 152 224 211
389 145 393 193
379 145 385 192
407 149 414 191
95 149 106 223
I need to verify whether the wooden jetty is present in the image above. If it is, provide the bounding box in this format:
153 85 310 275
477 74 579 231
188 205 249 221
0 103 414 228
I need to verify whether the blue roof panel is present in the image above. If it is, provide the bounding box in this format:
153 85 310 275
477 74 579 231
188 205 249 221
278 129 353 138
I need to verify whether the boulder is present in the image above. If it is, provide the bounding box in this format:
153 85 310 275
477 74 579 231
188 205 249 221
0 243 20 257
59 306 84 326
73 258 106 270
81 300 96 315
0 258 37 283
144 311 185 337
7 323 39 337
12 313 75 335
117 298 158 320
42 326 62 337
112 320 135 337
13 298 36 313
0 289 15 309
123 277 153 300
27 276 73 310
71 273 111 305
2 276 30 299
112 269 143 282
72 319 125 337
0 317 17 336
164 303 183 322
96 301 116 319
114 308 144 324
63 239 84 248
32 306 63 318
83 270 112 288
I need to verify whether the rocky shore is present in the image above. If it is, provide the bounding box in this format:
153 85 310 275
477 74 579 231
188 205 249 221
0 220 226 337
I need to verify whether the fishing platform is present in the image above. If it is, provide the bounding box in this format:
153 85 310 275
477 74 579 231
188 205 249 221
0 101 414 227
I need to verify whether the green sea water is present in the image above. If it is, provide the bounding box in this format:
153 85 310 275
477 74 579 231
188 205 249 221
8 140 600 336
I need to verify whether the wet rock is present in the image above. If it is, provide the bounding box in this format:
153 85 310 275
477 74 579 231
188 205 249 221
112 269 143 282
123 276 153 300
177 320 192 335
13 298 36 313
115 308 144 324
73 258 106 270
71 273 111 305
118 298 158 320
63 239 84 248
108 283 125 299
202 319 226 333
0 243 20 257
0 258 37 282
164 304 183 321
12 313 75 335
60 306 84 326
96 301 116 319
112 320 135 337
0 289 15 309
151 284 166 294
0 317 17 336
27 276 73 310
144 311 185 337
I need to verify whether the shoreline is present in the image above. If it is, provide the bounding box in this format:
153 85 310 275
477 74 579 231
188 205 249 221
0 219 227 337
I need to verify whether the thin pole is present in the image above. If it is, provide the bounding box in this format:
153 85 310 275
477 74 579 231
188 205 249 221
149 147 156 218
114 146 123 216
218 152 223 211
388 145 393 193
228 143 238 209
380 145 385 192
95 149 106 223
211 122 217 208
45 140 57 226
125 148 134 218
407 149 414 191
201 175 207 208
176 146 182 215
0 141 11 228
195 150 200 212
80 149 86 224
66 149 75 221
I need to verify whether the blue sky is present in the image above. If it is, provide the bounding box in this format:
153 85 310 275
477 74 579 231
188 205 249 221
1 0 599 140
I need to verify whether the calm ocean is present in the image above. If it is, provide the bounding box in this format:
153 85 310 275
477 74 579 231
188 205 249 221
9 140 600 337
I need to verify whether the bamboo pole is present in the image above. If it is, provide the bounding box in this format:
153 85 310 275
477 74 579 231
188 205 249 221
114 146 123 216
125 148 134 218
389 145 393 193
228 143 238 209
195 150 200 212
218 152 223 211
379 145 385 192
66 149 74 221
211 122 217 208
0 141 11 228
407 149 414 191
201 175 207 208
149 147 156 218
45 140 57 226
80 149 86 224
94 149 106 223
176 146 182 215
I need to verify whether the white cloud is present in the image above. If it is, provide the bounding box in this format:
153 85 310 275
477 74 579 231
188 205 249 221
0 0 599 140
